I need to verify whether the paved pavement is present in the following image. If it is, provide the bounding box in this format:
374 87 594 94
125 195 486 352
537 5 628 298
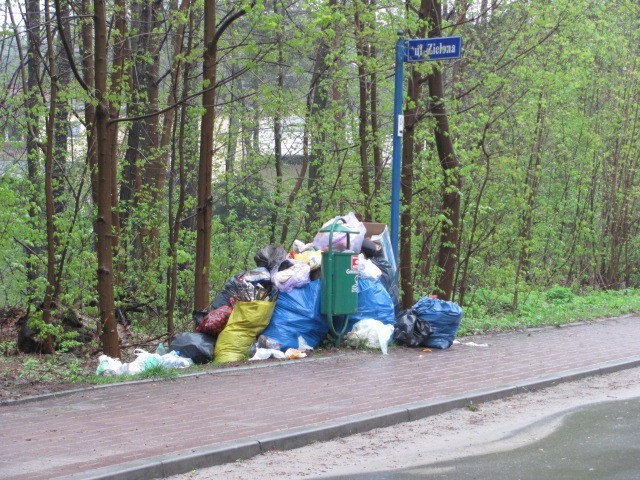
1 315 640 480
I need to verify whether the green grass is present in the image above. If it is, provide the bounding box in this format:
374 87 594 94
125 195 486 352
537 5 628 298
89 364 183 385
459 288 640 336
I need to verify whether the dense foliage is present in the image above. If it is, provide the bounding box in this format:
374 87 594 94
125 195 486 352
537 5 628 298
0 0 638 351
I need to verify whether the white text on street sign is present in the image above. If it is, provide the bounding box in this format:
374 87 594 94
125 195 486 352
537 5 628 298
404 36 462 62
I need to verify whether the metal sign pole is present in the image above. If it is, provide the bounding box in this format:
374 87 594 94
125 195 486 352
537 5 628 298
390 38 404 269
390 35 462 278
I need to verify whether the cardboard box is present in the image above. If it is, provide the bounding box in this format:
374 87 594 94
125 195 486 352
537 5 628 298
362 222 397 274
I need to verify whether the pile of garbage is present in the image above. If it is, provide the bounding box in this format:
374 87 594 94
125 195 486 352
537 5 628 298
96 212 463 375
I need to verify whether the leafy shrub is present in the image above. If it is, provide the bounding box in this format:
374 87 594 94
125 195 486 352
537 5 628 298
545 285 574 304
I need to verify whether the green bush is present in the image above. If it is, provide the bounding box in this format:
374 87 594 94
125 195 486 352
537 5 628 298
545 285 575 304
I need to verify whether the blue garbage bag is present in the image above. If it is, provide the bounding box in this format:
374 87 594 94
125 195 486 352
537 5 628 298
260 280 326 350
412 297 462 349
344 278 395 332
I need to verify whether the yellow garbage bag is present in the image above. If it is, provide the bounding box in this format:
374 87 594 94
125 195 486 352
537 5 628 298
214 300 276 363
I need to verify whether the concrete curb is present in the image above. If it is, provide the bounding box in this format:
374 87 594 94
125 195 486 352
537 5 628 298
52 356 640 480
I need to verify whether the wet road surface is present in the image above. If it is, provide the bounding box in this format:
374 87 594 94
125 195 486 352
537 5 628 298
320 397 640 480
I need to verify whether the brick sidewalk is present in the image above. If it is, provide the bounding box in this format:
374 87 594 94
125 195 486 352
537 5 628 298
1 315 639 480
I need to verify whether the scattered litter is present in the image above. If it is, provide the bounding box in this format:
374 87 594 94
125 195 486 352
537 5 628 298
95 348 193 376
96 355 124 376
250 348 286 361
453 340 489 347
158 351 194 368
345 319 394 354
284 348 307 359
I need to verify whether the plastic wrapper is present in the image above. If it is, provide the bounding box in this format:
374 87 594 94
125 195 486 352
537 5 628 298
254 244 287 271
293 250 322 270
124 349 161 374
210 275 245 309
358 254 382 281
214 300 276 363
371 257 397 301
313 212 365 253
345 319 395 354
393 309 431 347
284 348 307 359
412 297 463 349
292 239 315 253
260 280 326 351
158 351 193 368
211 271 277 309
273 260 311 292
96 355 124 376
96 349 186 376
250 348 285 361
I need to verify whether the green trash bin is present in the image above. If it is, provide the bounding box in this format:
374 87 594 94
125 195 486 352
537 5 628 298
319 218 360 346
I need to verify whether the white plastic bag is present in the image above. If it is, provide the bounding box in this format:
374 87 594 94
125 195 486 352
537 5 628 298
159 350 194 368
250 348 286 361
96 355 124 376
357 254 382 281
297 336 314 353
313 212 366 253
273 260 311 292
96 348 191 376
345 319 394 355
124 349 162 374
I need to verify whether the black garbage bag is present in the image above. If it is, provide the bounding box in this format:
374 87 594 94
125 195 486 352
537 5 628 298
254 244 287 271
393 309 431 347
169 332 216 364
210 275 242 309
360 238 382 259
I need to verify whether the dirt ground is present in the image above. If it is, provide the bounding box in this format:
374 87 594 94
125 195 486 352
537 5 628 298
169 366 640 480
0 353 94 402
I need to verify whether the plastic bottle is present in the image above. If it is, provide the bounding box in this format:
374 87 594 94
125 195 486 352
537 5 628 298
155 342 167 356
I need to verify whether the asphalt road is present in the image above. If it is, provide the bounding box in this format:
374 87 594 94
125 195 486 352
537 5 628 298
319 397 640 480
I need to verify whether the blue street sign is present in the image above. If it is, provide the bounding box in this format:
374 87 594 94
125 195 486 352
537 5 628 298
404 36 462 62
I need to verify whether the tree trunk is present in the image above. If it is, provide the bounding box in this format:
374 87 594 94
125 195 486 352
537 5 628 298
194 1 217 311
400 66 422 309
80 0 98 204
513 92 545 309
399 0 432 308
107 0 127 255
53 0 71 217
24 0 42 301
40 0 58 354
164 0 190 336
94 0 120 357
269 30 284 244
354 0 371 220
305 0 337 232
369 41 383 219
429 0 462 302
